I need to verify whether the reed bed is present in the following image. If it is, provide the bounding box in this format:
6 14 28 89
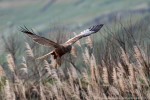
0 23 150 100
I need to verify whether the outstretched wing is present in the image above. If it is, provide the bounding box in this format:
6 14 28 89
65 24 103 45
20 26 61 48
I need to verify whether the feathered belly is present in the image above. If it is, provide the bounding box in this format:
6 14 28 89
51 45 72 59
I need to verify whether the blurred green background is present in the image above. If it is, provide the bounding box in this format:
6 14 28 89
0 0 150 30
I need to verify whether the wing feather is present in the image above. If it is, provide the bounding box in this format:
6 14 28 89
20 26 60 48
65 24 103 45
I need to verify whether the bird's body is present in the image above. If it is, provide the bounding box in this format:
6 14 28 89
21 24 103 67
44 44 72 59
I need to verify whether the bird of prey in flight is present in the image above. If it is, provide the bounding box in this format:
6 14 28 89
21 24 103 66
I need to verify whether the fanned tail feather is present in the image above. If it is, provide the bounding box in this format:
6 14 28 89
36 51 57 60
36 52 53 60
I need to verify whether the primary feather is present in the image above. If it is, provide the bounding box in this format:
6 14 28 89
65 24 103 45
20 26 60 48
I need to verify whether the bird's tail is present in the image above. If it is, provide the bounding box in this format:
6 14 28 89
36 51 57 60
36 51 61 68
36 52 53 60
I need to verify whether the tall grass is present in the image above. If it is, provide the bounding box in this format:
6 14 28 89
0 21 150 100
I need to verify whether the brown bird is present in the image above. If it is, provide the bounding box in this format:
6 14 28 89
21 24 103 66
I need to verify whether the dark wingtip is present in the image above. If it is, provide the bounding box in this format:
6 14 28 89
20 25 28 32
89 24 104 33
20 26 34 35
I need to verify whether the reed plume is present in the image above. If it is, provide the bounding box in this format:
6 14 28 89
7 54 15 73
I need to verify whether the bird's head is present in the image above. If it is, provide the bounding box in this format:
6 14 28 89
81 24 103 37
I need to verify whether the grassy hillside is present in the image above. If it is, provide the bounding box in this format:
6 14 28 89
0 0 150 30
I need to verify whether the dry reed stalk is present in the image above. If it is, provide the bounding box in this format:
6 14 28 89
20 57 28 73
19 57 28 80
117 62 125 92
128 63 136 86
50 69 58 80
134 46 145 64
13 73 21 84
4 80 15 100
74 85 80 99
25 42 34 59
39 83 46 100
92 63 104 98
135 89 143 100
112 67 118 85
0 65 5 77
44 60 51 76
71 46 77 58
108 86 120 97
90 54 97 82
20 83 27 100
61 83 72 99
93 82 104 99
67 68 75 93
52 84 63 100
87 83 92 95
120 47 130 65
117 62 125 75
70 64 78 80
14 81 27 100
94 64 100 84
57 68 65 79
138 64 149 86
7 54 15 73
146 90 150 100
102 93 108 100
134 46 149 78
102 61 109 85
82 47 90 65
70 87 81 100
135 71 142 89
86 36 93 48
118 72 125 92
20 63 28 74
78 77 83 91
82 70 89 84
44 60 49 68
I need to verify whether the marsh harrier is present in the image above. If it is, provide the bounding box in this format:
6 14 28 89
21 24 103 65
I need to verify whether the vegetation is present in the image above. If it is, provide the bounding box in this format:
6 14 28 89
0 19 150 99
0 0 150 100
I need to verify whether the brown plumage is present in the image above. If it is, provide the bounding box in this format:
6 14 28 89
21 24 103 66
